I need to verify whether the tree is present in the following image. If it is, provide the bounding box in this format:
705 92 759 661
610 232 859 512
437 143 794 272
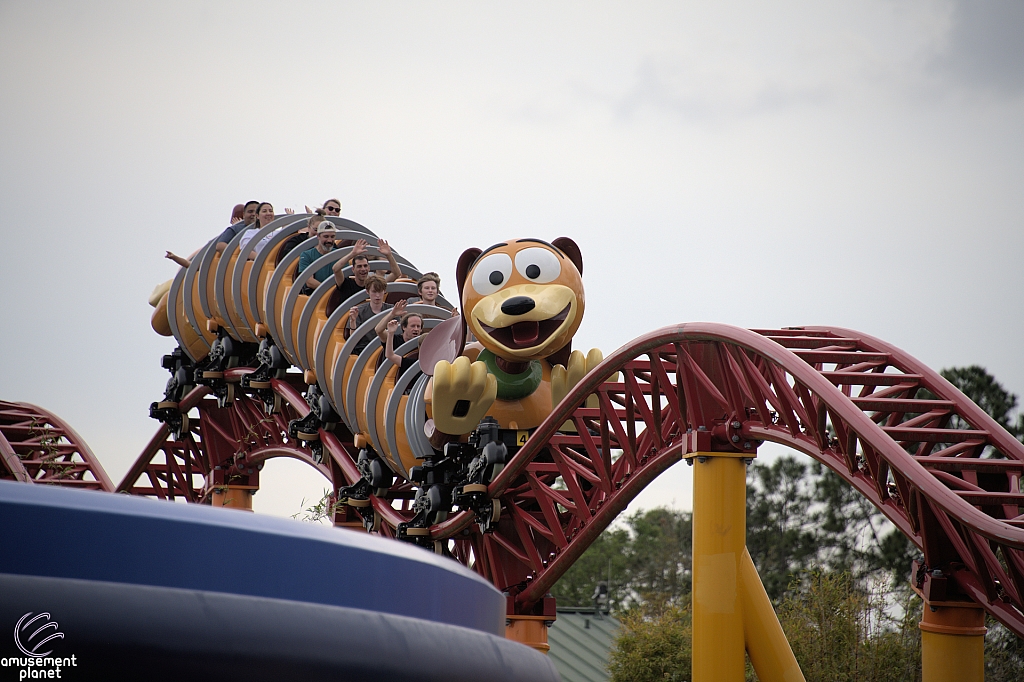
985 618 1024 681
552 508 692 611
551 523 632 611
813 466 916 586
746 457 821 601
778 571 921 682
608 600 692 682
754 365 1024 592
621 507 692 603
941 365 1023 438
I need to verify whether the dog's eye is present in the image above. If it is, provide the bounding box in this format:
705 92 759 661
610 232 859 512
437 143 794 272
471 253 513 295
514 247 561 284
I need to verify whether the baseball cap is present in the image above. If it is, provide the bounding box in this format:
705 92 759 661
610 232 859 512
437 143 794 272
317 221 337 235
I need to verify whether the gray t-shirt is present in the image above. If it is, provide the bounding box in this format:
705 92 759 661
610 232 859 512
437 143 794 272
351 301 393 354
216 223 248 244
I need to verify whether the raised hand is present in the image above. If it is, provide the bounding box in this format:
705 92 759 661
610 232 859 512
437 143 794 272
351 239 369 260
551 348 604 408
378 238 393 258
284 207 295 215
165 251 190 268
430 356 497 436
387 319 400 335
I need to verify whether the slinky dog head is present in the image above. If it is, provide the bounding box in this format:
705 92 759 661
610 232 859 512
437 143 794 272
456 238 585 362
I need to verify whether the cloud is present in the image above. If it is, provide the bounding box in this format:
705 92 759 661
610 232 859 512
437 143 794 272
931 0 1024 95
555 55 831 126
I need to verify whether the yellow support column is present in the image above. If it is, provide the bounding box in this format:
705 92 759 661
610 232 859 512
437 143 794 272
505 615 551 654
689 451 805 682
211 485 255 510
739 548 804 682
690 452 748 681
919 600 985 682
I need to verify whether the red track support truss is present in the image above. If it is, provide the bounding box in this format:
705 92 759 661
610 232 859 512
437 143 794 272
0 401 113 491
12 325 1024 637
428 324 1024 633
117 378 314 502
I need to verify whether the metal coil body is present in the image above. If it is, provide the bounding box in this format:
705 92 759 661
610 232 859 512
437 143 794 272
162 215 451 478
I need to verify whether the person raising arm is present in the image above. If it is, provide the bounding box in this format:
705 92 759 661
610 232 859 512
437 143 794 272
375 239 404 283
384 313 423 378
374 299 408 343
384 318 404 367
332 238 370 288
165 251 191 268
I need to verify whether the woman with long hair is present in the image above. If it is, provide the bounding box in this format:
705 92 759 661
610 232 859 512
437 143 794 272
239 202 294 258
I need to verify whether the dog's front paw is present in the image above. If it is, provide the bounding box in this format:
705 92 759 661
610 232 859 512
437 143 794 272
431 356 497 435
551 348 603 408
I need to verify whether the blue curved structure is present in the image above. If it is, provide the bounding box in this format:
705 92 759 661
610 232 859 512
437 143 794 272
0 480 558 681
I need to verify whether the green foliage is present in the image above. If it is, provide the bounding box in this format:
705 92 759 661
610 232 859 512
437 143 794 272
985 618 1024 681
608 601 692 682
622 508 693 603
778 572 921 682
812 466 916 586
746 457 821 601
940 365 1022 437
553 363 1024 677
552 507 692 611
291 488 334 524
747 455 918 594
551 524 631 611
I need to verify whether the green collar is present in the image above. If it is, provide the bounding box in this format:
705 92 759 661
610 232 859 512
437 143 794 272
478 349 542 401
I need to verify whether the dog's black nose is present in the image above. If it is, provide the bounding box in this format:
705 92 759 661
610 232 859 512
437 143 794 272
501 296 535 316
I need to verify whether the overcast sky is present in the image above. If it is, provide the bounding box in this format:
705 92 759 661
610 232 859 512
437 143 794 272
1 1 1022 520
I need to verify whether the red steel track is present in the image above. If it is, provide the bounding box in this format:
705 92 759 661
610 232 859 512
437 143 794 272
454 324 1024 637
13 325 1024 636
0 401 114 491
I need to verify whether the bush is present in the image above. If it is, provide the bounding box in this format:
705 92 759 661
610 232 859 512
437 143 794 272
985 618 1024 682
777 572 921 682
609 600 692 682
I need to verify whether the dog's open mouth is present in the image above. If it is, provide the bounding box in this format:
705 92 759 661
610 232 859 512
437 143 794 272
479 303 571 351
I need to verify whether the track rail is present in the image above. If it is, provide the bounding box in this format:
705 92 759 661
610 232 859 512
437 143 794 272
10 323 1024 635
424 323 1024 633
0 401 113 491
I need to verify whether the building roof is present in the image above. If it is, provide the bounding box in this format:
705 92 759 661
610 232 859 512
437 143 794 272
548 607 620 682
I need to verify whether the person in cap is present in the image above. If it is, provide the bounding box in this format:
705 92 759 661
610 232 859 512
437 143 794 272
297 220 340 292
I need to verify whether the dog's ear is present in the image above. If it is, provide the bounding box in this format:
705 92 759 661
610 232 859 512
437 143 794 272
454 247 481 358
456 248 481 300
553 237 583 276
